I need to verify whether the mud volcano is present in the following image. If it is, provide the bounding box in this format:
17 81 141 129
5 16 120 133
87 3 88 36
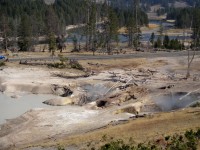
152 92 200 111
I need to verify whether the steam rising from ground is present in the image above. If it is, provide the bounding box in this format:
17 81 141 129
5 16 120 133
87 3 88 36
82 84 111 102
152 92 200 111
44 0 55 5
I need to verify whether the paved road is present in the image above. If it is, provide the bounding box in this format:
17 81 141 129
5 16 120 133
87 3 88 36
9 51 200 62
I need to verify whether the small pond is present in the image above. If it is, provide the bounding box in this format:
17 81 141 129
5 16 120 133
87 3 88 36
0 93 59 124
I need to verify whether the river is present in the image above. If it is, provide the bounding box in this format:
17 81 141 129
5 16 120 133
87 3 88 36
65 20 191 43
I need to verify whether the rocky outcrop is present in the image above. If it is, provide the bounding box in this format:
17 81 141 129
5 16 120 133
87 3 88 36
0 82 53 94
43 97 73 106
0 80 73 98
51 85 73 97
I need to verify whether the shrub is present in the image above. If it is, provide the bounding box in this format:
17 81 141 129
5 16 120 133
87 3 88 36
58 54 68 65
57 145 65 150
69 59 83 70
191 102 200 107
0 62 5 67
48 56 83 70
99 129 200 150
47 62 66 69
100 139 133 150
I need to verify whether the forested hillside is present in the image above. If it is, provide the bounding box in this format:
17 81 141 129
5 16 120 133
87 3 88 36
0 0 148 52
0 0 86 28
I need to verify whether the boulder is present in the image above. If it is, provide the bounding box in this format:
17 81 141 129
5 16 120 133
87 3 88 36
52 85 73 97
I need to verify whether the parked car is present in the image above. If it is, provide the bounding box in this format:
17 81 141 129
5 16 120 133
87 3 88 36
0 56 6 59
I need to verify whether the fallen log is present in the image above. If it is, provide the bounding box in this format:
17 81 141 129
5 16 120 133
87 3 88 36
53 73 90 79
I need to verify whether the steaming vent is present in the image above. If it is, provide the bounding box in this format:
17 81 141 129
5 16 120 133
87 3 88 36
152 92 200 111
77 84 113 106
82 84 112 102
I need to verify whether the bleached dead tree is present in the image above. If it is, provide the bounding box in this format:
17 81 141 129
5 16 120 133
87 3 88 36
186 4 199 79
186 45 195 79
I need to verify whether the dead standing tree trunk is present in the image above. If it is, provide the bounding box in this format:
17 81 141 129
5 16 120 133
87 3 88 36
186 48 195 79
186 5 198 79
186 29 199 79
186 5 200 79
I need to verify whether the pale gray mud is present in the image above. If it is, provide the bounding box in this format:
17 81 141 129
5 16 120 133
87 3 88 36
0 93 59 124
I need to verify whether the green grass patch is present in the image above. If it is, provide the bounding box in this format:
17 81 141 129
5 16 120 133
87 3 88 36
98 129 200 150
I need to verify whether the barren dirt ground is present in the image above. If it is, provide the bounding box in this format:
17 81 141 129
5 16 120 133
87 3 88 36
0 55 200 150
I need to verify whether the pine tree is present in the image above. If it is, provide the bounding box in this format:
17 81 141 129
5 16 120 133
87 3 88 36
193 8 200 47
45 6 62 36
134 0 140 50
85 0 91 51
84 0 97 52
159 23 164 33
0 15 11 52
18 15 33 51
106 9 119 54
72 35 78 52
56 35 66 53
127 15 136 47
89 2 97 51
48 32 56 56
155 36 162 49
149 32 155 46
163 35 170 48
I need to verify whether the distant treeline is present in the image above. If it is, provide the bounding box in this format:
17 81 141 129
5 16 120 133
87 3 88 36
139 0 200 13
0 0 148 52
0 0 87 35
0 0 148 34
0 0 87 25
167 8 200 29
153 7 200 49
167 8 193 28
140 0 200 7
